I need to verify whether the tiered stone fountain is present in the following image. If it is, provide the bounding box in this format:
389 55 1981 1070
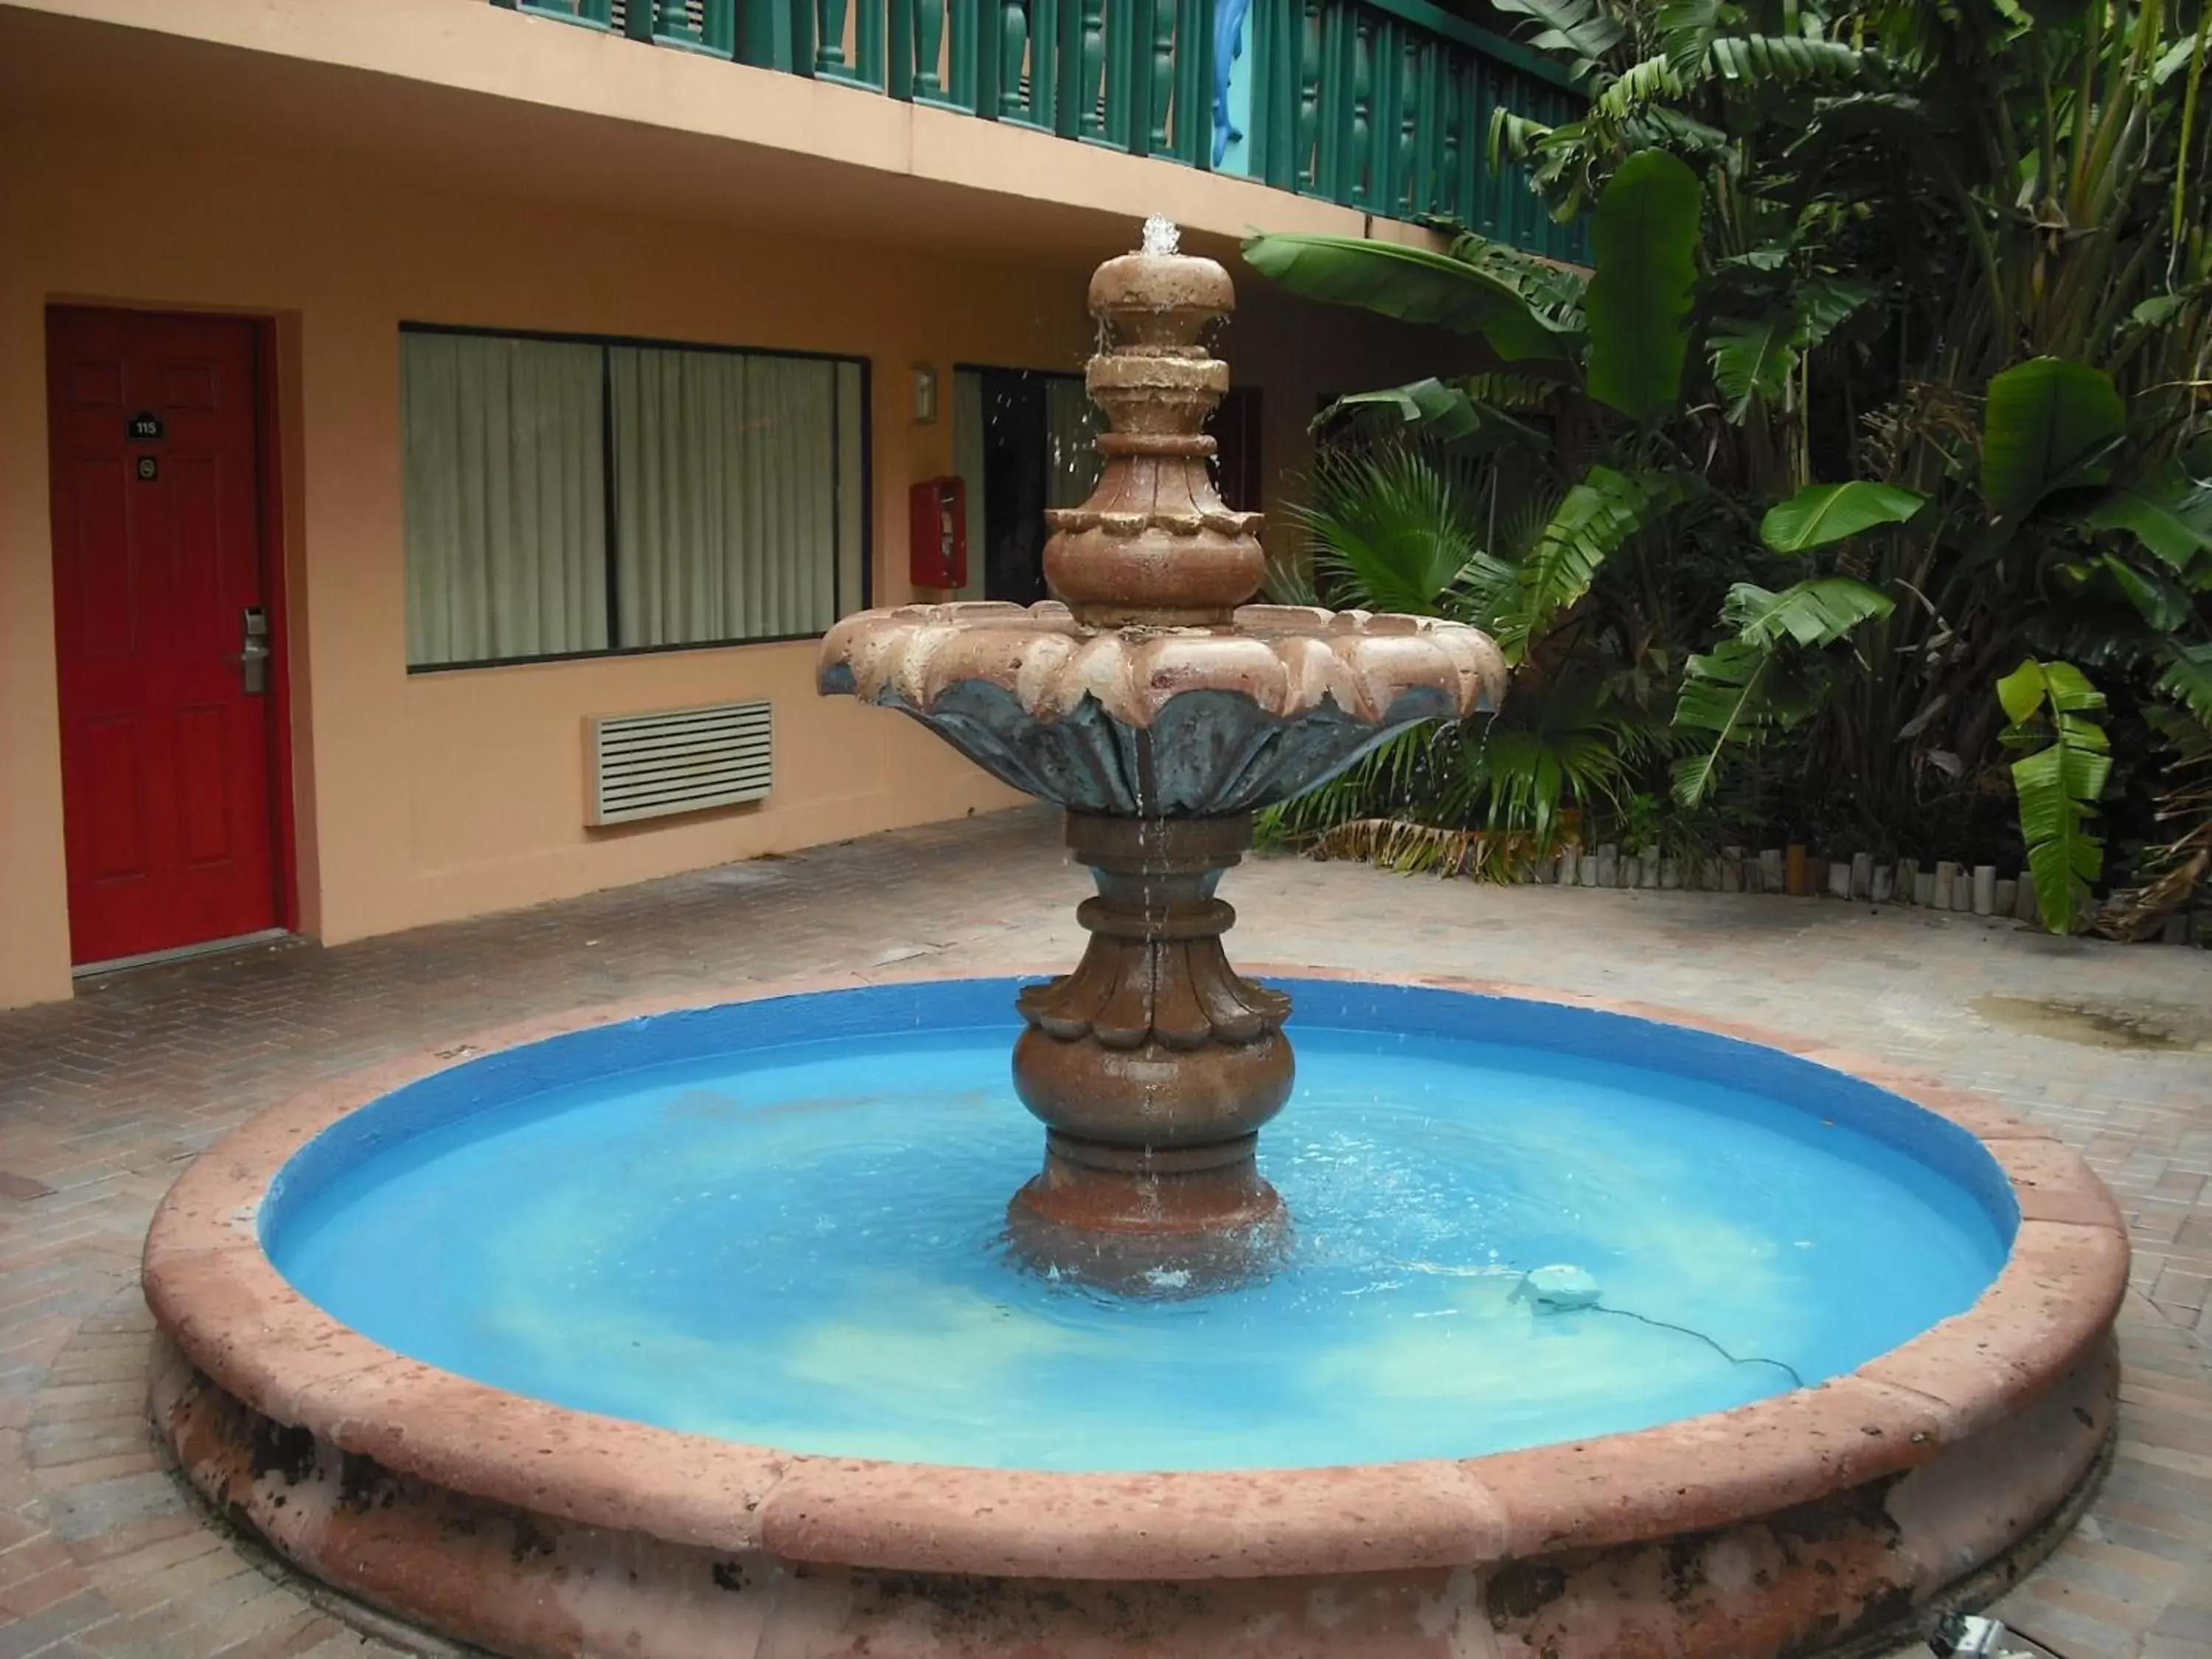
820 218 1505 1287
139 218 2124 1659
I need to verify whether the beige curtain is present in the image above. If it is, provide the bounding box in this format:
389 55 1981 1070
402 333 608 667
1043 375 1105 509
611 347 842 647
835 359 866 618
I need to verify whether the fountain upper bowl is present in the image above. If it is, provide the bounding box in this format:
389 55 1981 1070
816 600 1506 816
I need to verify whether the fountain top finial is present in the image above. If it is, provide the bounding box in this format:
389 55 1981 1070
1057 222 1251 623
1088 221 1235 353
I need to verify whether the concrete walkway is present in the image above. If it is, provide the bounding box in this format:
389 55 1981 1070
1 807 2207 1659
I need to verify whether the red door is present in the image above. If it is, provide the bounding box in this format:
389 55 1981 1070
47 308 280 967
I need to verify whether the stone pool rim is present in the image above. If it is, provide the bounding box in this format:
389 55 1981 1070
143 964 2126 1638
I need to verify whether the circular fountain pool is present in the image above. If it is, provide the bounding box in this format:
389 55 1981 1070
265 978 2009 1473
145 972 2126 1659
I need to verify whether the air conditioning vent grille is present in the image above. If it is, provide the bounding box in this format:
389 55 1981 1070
588 700 772 825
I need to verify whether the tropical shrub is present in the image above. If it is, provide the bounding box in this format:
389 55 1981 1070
1246 0 2212 934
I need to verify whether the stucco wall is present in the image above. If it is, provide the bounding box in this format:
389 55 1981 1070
0 111 1453 1009
1 128 1076 1007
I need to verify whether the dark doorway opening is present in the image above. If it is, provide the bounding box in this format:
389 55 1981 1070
956 366 1262 604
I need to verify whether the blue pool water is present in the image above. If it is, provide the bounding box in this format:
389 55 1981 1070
265 979 2013 1472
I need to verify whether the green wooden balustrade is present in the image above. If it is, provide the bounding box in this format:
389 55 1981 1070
493 0 1586 258
1249 0 1586 260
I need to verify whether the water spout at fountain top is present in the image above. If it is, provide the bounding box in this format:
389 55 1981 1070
1140 215 1181 257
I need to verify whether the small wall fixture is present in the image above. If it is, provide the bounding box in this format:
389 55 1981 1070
911 364 939 425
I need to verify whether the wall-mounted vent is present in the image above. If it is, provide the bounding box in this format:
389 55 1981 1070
587 700 772 826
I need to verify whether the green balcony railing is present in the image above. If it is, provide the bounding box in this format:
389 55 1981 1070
493 0 1587 260
1248 0 1586 260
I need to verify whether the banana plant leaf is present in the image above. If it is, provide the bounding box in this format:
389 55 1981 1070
1489 0 1625 60
1492 465 1672 661
2080 465 2212 574
1670 639 1822 805
1997 658 2112 934
1671 577 1892 804
2093 555 2194 631
1584 150 1703 424
2157 641 2212 726
1980 358 2126 521
1708 280 1871 425
1759 482 1926 552
1241 234 1575 366
1317 378 1551 452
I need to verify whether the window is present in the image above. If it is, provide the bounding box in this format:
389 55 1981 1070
401 327 867 670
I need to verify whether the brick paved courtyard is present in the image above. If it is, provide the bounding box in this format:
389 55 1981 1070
1 805 2208 1659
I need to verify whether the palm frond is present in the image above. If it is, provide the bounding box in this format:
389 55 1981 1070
1261 549 1319 607
1708 275 1872 423
1444 234 1591 328
2099 837 2210 941
1470 678 1652 842
1672 640 1785 805
1288 447 1494 618
1315 377 1553 453
1306 818 1535 881
1263 723 1467 839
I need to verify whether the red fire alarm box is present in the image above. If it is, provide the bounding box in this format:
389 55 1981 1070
910 477 967 590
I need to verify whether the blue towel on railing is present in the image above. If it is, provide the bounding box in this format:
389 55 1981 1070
1212 0 1250 167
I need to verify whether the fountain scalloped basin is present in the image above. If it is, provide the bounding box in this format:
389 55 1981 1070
262 977 2013 1474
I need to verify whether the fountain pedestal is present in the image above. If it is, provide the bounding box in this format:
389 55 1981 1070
1007 812 1291 1285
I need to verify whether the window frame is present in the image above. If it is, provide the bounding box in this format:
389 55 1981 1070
400 320 872 675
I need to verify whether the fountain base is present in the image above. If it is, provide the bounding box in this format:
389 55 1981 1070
142 970 2129 1659
1005 1130 1290 1295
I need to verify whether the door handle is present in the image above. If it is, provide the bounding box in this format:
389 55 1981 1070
228 606 271 695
